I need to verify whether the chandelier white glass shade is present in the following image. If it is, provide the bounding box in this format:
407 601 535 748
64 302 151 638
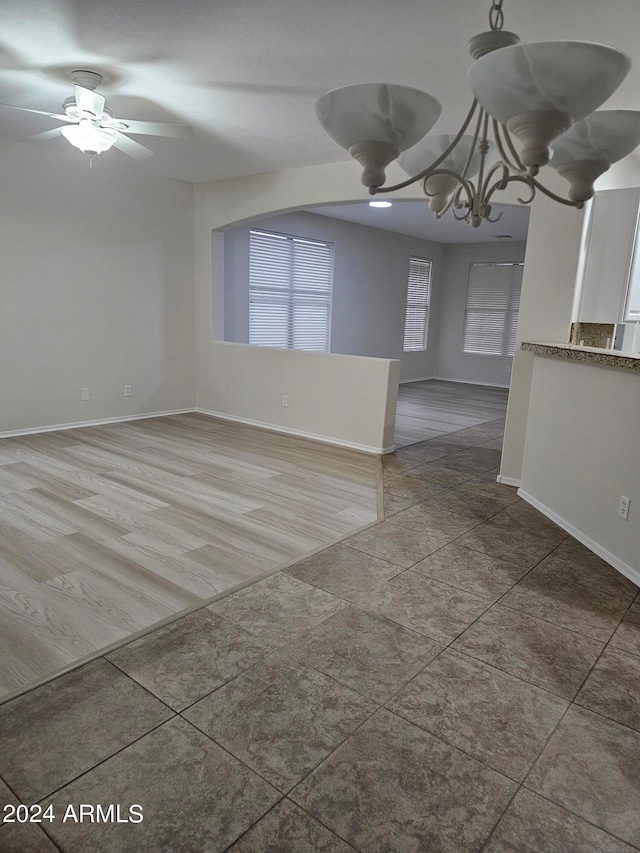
60 119 118 155
550 110 640 201
315 0 638 227
467 41 631 169
315 83 441 188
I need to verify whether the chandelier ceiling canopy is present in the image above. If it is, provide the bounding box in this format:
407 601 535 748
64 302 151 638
315 0 640 227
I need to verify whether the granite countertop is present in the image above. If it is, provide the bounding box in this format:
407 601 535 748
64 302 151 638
521 341 640 372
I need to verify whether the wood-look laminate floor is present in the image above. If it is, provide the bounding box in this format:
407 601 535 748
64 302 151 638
394 379 509 447
0 414 378 701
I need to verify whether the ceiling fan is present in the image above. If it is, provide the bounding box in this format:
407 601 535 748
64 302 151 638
0 70 194 161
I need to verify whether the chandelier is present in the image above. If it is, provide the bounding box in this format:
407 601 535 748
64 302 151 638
315 0 640 227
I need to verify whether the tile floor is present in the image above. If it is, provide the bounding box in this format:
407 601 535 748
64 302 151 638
1 420 639 852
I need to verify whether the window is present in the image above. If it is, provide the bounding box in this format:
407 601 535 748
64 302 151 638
403 256 432 351
248 229 333 352
463 262 523 356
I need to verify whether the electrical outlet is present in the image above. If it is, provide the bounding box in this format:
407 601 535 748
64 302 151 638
81 387 90 401
618 495 630 520
282 395 288 407
505 365 511 374
124 385 132 397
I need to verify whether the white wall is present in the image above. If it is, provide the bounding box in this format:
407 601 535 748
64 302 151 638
0 139 195 434
198 342 400 453
499 179 586 485
433 240 527 387
520 357 639 584
223 210 444 381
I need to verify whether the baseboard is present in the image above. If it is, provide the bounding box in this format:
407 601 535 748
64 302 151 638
496 474 521 487
432 376 511 389
0 408 196 439
195 408 390 455
399 375 435 384
518 489 640 588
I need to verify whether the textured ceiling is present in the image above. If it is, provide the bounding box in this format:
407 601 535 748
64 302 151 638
1 0 639 187
306 201 530 244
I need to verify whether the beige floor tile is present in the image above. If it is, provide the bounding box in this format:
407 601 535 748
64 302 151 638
0 658 172 802
385 502 479 542
611 600 640 656
534 542 639 601
356 570 493 643
388 649 568 781
486 787 636 852
183 652 375 792
206 572 347 646
289 606 443 703
452 605 604 699
285 543 402 602
411 542 529 599
108 607 280 711
43 717 280 852
526 706 640 847
228 798 354 852
455 518 563 568
291 708 516 853
343 521 448 568
575 646 640 731
0 822 60 852
500 573 629 642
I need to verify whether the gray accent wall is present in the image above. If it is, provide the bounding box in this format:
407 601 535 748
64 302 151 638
224 211 445 382
434 241 527 387
224 210 527 387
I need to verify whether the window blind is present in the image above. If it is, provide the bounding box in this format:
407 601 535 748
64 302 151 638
463 262 523 356
249 229 334 352
403 256 432 352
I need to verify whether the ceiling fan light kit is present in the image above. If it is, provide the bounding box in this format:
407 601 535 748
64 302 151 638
60 121 118 155
315 0 638 227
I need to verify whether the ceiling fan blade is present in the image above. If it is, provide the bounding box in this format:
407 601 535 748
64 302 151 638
112 132 154 160
75 85 105 117
24 127 63 142
0 102 72 121
110 118 194 139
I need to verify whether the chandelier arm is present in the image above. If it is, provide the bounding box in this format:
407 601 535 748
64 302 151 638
479 172 533 213
480 160 509 202
526 175 585 208
372 99 481 194
439 171 476 221
492 118 526 174
486 208 504 223
421 167 475 203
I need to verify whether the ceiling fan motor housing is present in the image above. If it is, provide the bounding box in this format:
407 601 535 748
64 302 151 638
70 70 103 90
63 96 112 121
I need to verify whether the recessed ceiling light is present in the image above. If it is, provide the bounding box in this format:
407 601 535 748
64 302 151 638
369 200 393 208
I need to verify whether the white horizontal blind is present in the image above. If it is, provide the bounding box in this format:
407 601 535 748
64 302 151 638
403 256 432 351
463 262 523 356
249 229 333 352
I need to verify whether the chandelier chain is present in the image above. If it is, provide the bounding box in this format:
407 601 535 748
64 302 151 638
489 0 504 31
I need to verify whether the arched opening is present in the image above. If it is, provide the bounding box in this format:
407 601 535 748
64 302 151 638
196 171 529 452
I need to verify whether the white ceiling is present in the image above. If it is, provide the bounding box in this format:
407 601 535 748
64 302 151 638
306 201 530 244
1 0 640 188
